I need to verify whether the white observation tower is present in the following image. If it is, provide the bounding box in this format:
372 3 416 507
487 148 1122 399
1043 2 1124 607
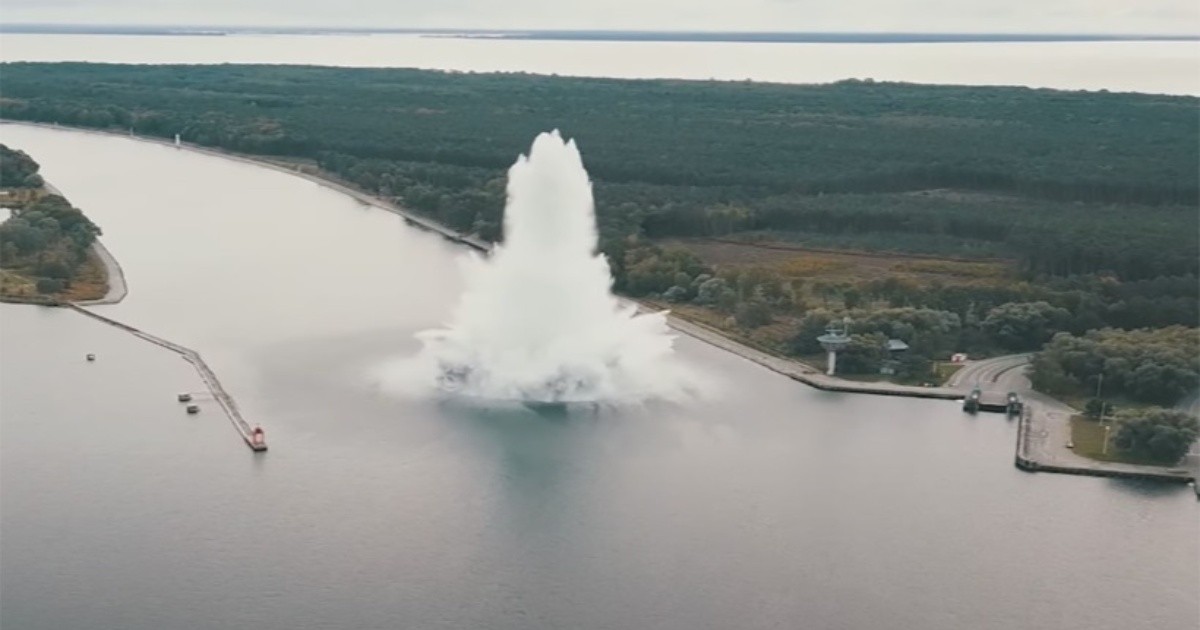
816 318 851 375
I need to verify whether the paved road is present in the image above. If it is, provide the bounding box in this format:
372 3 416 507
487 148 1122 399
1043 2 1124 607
945 353 1033 391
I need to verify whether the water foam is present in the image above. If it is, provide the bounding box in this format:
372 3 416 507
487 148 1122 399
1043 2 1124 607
407 131 698 403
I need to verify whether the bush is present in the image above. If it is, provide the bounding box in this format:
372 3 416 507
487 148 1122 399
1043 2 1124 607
734 300 772 329
1083 398 1108 419
838 333 888 374
1112 408 1199 463
36 261 72 279
35 278 65 294
662 285 689 303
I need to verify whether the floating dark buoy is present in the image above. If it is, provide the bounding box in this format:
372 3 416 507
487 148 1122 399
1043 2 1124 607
186 404 200 414
86 353 96 362
177 393 193 403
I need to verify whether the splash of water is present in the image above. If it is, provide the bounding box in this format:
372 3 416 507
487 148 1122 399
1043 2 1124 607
409 131 697 403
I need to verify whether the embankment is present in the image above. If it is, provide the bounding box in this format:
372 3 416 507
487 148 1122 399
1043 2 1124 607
0 121 965 403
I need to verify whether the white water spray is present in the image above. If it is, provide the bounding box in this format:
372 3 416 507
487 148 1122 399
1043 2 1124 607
408 131 698 403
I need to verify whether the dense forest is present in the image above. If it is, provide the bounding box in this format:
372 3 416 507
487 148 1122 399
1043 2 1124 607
0 63 1195 407
1 63 1196 278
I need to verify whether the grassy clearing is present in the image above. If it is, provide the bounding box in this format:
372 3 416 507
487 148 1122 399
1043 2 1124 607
934 362 965 383
663 237 1015 286
59 251 108 301
0 250 107 302
0 268 36 298
651 237 1015 385
1053 389 1165 417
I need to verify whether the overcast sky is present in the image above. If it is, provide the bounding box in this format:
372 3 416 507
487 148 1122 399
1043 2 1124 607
4 0 1198 34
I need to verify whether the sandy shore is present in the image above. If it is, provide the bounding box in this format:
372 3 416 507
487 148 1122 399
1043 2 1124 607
74 238 127 305
41 177 128 305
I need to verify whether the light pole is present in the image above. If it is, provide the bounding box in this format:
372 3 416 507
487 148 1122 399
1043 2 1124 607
1095 372 1109 455
1099 401 1111 455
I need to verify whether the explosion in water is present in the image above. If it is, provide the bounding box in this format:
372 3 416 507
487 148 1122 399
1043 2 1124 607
410 131 697 403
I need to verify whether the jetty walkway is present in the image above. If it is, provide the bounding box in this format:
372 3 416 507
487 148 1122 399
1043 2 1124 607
64 304 266 452
0 163 264 452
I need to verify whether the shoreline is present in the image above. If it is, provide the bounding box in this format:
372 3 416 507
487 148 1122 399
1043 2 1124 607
74 237 128 305
4 120 1194 485
8 123 957 400
1 165 257 451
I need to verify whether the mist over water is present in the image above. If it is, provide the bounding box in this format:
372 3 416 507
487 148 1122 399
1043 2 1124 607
406 131 698 403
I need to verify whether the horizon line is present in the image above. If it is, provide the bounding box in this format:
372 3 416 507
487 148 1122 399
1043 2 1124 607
1 24 1198 40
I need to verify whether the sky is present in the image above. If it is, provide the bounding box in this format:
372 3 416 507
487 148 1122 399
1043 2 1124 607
2 0 1198 35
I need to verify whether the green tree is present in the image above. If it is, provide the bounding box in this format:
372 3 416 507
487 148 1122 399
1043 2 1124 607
842 287 863 309
663 285 689 302
695 277 731 306
35 278 64 294
837 333 888 374
787 310 835 354
1112 408 1199 463
981 301 1071 351
1031 327 1199 405
0 144 41 188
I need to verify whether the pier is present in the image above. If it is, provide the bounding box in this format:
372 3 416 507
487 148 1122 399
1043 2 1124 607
65 304 267 452
1015 402 1194 485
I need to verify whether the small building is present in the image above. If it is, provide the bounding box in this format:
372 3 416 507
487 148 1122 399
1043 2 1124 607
950 352 969 363
879 339 909 375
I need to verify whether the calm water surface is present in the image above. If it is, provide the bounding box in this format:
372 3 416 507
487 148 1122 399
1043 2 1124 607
1 34 1198 94
0 125 1196 629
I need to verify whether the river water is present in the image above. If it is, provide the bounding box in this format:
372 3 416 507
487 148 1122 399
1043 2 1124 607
1 34 1198 95
0 125 1196 629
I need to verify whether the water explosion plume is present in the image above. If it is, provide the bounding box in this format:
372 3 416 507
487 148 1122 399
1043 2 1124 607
412 131 697 403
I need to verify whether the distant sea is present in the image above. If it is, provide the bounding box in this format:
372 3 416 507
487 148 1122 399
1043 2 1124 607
1 28 1197 95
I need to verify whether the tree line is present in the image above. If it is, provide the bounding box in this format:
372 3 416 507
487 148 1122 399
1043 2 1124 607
0 144 44 188
0 63 1196 285
1030 326 1199 407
